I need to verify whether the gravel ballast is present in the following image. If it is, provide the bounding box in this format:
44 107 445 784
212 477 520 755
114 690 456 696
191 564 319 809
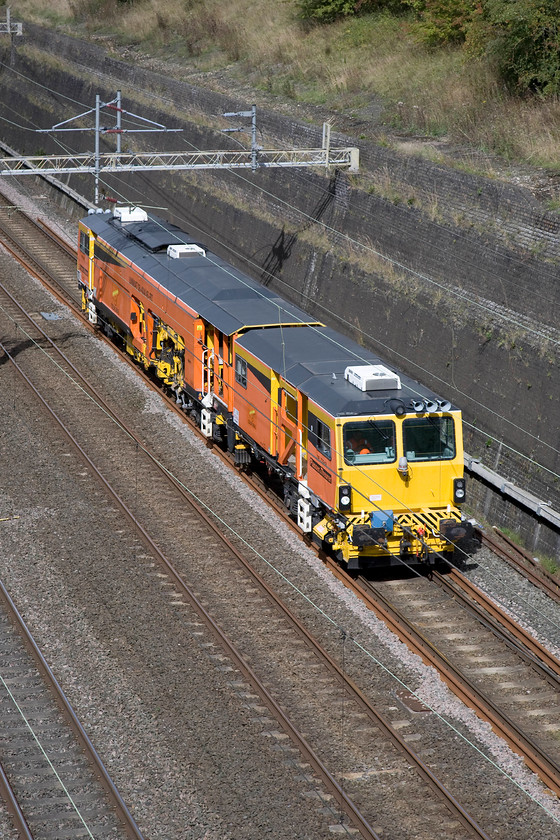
0 181 559 838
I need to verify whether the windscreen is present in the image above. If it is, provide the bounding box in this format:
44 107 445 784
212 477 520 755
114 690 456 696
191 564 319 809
344 420 396 465
402 416 455 461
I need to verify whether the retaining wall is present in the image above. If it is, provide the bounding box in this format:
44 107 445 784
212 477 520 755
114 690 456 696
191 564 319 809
1 23 559 555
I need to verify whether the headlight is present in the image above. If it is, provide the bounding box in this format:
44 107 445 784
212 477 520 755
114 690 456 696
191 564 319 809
338 485 352 511
453 478 466 504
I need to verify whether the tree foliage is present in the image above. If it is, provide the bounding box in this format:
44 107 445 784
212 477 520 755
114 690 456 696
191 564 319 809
299 0 560 95
405 0 560 94
468 1 560 95
297 0 355 22
404 0 475 45
297 0 401 23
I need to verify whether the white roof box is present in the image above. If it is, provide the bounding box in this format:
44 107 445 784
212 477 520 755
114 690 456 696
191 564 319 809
344 364 401 392
113 206 148 223
167 243 206 259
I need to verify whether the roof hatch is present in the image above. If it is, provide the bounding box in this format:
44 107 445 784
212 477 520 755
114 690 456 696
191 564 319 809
344 364 401 392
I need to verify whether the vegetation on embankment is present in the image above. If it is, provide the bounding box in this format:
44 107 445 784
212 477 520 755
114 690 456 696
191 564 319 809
11 0 560 170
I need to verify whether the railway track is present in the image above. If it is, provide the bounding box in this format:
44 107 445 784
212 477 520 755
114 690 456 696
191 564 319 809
0 199 77 304
1 190 558 615
339 563 560 795
476 527 560 605
1 189 559 837
0 266 492 839
0 579 143 840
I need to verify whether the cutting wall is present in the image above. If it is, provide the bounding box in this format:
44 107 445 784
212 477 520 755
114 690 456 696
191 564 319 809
1 22 559 555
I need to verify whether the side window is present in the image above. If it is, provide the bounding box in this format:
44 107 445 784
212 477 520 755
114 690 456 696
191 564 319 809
283 390 297 424
308 412 331 458
235 355 247 388
79 230 89 255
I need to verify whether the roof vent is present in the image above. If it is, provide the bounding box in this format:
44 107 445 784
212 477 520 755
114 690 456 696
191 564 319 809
344 364 401 392
113 206 148 223
167 243 206 259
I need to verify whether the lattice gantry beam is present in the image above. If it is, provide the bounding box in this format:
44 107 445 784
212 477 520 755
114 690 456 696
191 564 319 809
0 146 360 175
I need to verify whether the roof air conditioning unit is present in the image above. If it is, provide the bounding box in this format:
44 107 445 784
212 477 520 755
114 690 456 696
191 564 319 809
167 244 206 259
113 206 148 223
344 364 401 392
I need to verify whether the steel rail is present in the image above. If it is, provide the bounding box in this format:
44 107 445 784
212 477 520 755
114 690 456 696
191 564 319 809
0 274 492 836
148 456 492 839
0 762 34 840
477 527 560 605
2 210 558 625
1 193 558 623
347 569 560 797
0 262 490 837
0 215 521 837
0 577 145 840
36 216 78 258
0 195 545 836
0 212 77 305
436 568 560 680
0 340 382 840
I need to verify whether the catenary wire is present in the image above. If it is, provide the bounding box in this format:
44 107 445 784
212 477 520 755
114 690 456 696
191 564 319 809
2 64 560 803
1 70 558 624
1 308 559 825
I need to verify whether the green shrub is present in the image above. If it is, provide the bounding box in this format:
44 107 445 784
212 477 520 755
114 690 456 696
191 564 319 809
297 0 356 21
297 0 402 23
405 0 476 45
467 0 560 96
406 0 560 95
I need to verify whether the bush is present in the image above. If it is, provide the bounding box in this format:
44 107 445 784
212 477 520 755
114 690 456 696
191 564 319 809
467 0 560 96
297 0 402 23
407 0 560 95
297 0 356 21
405 0 475 46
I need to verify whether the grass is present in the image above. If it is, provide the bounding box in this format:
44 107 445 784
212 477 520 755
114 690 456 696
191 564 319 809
497 527 559 576
539 555 560 576
499 526 524 546
11 0 560 169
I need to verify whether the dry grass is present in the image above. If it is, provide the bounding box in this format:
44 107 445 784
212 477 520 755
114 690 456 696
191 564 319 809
11 0 560 168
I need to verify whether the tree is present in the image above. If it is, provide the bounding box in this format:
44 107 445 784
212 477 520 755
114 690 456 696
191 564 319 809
468 0 560 95
406 0 560 95
297 0 401 23
405 0 476 46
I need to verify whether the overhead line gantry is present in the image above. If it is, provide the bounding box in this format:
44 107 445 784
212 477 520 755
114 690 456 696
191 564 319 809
0 93 359 204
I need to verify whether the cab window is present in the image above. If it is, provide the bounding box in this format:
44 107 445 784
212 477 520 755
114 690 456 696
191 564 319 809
344 420 396 465
403 416 455 461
